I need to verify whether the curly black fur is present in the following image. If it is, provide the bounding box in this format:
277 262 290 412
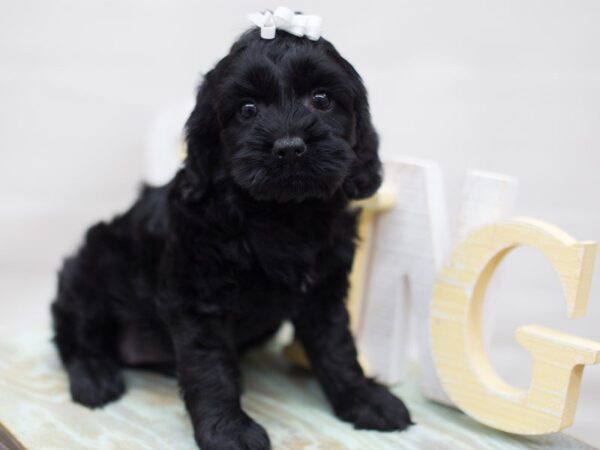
51 27 412 450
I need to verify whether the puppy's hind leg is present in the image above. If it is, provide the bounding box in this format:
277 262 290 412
51 259 126 408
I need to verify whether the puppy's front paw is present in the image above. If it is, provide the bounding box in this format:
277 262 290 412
67 357 125 408
333 380 413 431
195 412 270 450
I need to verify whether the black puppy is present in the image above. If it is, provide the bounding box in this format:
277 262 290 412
51 27 412 450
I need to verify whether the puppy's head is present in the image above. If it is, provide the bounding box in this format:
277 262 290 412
182 28 381 203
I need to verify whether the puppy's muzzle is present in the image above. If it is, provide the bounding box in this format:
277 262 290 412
272 136 307 161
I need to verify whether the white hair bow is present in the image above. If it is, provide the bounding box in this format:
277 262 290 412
248 7 322 41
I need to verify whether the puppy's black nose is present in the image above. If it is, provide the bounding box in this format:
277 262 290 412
272 137 307 161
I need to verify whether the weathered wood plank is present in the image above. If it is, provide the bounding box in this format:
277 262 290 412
0 422 25 450
0 329 592 449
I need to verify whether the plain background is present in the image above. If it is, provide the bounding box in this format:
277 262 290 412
1 0 599 446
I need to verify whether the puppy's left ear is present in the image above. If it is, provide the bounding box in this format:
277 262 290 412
344 81 382 200
332 51 382 200
180 69 221 202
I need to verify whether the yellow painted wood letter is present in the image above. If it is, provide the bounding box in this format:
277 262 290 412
430 218 600 434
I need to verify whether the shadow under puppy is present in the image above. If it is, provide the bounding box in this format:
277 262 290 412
51 25 412 450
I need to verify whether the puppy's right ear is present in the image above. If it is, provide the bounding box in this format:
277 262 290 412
180 70 220 202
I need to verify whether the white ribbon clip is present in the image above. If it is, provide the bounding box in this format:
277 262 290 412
248 7 322 41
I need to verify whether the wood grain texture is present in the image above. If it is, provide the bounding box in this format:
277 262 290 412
0 422 25 450
430 218 599 435
422 169 518 405
0 328 592 449
358 161 518 395
359 158 449 385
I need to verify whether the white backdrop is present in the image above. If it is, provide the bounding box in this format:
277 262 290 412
1 0 599 446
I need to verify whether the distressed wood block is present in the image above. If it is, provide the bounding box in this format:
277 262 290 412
358 158 448 385
358 160 518 395
430 218 599 434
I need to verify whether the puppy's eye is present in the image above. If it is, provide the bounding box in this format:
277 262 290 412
311 91 331 111
239 102 258 119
